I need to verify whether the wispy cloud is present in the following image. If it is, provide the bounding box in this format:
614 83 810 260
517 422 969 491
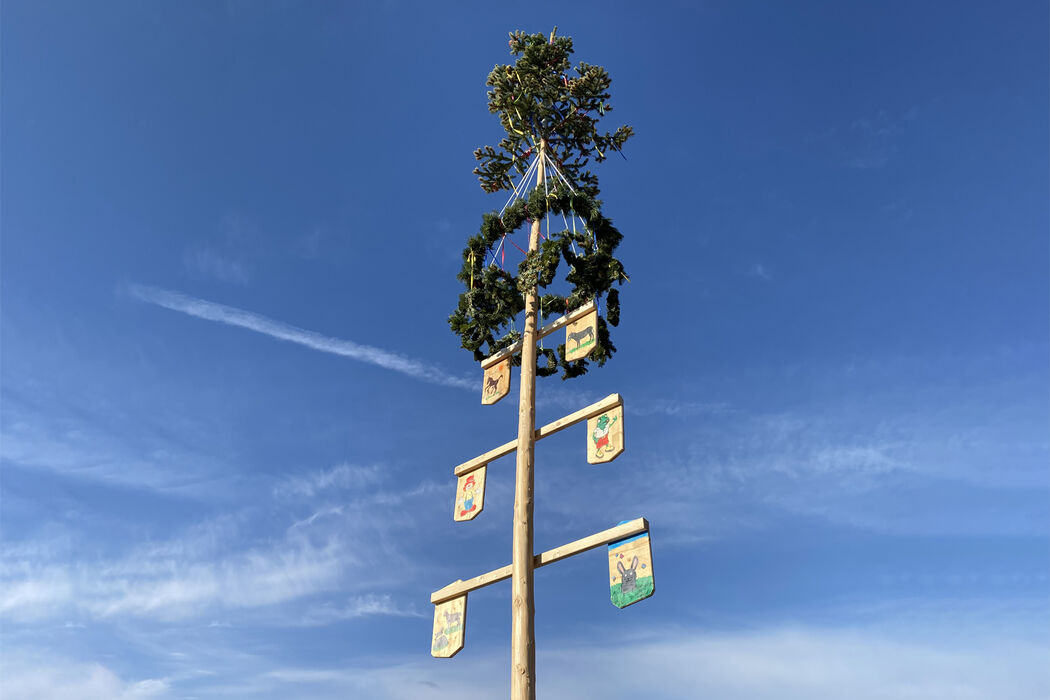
301 594 426 625
6 597 1045 699
807 107 919 170
0 395 230 496
631 399 735 417
0 651 172 700
274 463 384 500
183 247 249 284
749 262 772 281
253 622 1048 700
128 284 473 390
0 534 350 622
845 107 919 169
0 464 447 624
534 385 1047 542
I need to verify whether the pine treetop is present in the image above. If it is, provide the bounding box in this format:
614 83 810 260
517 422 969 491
473 29 633 197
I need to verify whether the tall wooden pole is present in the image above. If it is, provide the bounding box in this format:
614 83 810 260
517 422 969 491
511 138 545 700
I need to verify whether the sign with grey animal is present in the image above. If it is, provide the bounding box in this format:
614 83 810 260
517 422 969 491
431 595 467 657
564 308 598 361
607 527 654 609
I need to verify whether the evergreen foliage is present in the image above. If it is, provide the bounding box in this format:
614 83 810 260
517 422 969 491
449 29 632 379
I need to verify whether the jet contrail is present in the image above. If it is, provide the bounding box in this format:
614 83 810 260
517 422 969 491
129 284 474 391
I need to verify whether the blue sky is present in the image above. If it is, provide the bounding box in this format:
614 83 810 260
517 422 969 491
1 1 1047 698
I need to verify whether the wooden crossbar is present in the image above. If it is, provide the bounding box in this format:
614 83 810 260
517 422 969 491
431 517 648 604
452 393 622 477
480 301 596 369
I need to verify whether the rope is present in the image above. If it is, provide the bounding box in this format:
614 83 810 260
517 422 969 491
490 152 542 267
498 152 541 219
543 153 580 255
542 157 550 241
542 153 577 193
491 235 507 268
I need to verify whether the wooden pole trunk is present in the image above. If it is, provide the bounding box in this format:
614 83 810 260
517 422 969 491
511 139 545 700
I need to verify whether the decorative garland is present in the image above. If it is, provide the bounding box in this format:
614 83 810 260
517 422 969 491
448 183 626 379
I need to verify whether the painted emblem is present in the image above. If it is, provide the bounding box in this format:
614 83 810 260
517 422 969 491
431 595 467 658
565 309 598 361
453 465 486 522
482 359 511 405
607 528 654 609
587 405 624 464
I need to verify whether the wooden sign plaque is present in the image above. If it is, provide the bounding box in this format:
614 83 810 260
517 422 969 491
453 465 486 522
564 309 598 362
431 594 467 657
587 404 623 464
607 528 654 609
482 359 511 405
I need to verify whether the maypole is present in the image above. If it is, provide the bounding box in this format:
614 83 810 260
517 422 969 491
510 136 544 696
433 29 650 699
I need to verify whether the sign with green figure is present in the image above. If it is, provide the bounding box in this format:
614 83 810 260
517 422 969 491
587 405 623 464
607 527 654 609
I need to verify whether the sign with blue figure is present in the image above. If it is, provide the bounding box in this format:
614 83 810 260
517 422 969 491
453 465 486 522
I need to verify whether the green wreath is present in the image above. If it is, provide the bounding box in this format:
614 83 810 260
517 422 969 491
448 184 626 379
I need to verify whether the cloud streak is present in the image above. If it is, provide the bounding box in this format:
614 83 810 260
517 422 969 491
301 594 426 625
0 532 350 622
128 284 473 390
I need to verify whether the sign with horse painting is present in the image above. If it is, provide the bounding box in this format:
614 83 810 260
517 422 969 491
482 359 511 405
587 404 623 464
564 308 598 362
431 594 467 658
453 466 486 522
607 528 654 609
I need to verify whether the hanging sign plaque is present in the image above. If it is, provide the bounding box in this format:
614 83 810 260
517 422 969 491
587 404 624 464
607 527 654 609
564 309 598 362
431 594 467 658
453 465 487 522
482 359 511 405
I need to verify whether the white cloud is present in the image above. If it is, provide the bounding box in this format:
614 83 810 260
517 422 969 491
0 570 73 617
128 284 474 390
0 537 348 622
0 659 170 700
0 466 445 624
